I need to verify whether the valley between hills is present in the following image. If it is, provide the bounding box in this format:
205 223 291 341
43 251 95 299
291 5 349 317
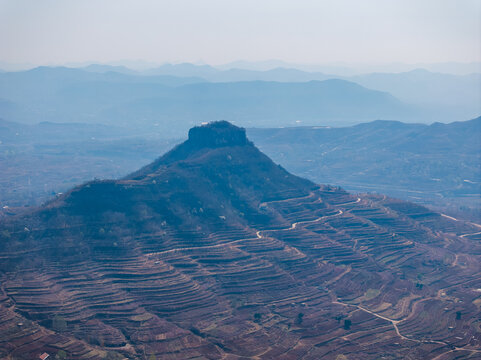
1 122 480 359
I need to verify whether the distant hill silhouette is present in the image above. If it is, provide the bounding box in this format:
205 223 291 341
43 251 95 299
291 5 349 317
143 63 481 121
2 65 478 133
349 69 481 120
0 66 414 136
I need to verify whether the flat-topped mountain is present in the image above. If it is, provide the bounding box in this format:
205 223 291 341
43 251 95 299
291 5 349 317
1 122 480 360
187 120 250 147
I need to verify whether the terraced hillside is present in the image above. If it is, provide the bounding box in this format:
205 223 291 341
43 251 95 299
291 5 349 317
247 116 481 220
1 121 480 359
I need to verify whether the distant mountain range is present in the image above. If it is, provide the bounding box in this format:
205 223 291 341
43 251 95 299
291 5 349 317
350 69 481 114
0 65 479 136
104 63 481 120
214 60 481 75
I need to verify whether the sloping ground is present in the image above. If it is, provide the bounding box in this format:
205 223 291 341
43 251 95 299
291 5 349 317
1 122 480 359
247 117 481 220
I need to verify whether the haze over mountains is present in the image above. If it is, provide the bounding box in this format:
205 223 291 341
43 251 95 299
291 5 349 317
83 62 481 120
0 66 406 135
1 121 481 359
0 64 479 137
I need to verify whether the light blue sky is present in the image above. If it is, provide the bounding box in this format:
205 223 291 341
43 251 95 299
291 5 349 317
0 0 480 67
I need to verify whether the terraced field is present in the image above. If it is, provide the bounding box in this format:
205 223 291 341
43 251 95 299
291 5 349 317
1 122 480 359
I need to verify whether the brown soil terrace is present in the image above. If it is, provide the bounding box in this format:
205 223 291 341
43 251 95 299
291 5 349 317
0 122 480 359
1 188 480 359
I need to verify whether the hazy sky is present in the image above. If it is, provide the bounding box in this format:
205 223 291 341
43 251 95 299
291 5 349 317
1 0 480 67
